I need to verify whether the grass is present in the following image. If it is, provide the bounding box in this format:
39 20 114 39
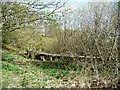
1 51 118 88
1 51 68 88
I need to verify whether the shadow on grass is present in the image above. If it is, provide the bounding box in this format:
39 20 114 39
30 59 83 71
29 60 74 79
30 60 68 69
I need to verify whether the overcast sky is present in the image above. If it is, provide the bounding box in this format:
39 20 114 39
68 0 119 3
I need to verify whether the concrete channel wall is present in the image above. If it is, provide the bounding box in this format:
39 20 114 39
35 52 101 61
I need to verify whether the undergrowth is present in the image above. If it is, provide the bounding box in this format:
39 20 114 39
1 51 119 88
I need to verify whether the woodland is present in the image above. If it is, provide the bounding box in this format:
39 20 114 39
1 0 120 88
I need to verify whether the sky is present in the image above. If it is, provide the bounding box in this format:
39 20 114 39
2 0 119 11
62 0 119 12
3 0 119 4
68 0 89 3
3 0 119 2
68 0 119 3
